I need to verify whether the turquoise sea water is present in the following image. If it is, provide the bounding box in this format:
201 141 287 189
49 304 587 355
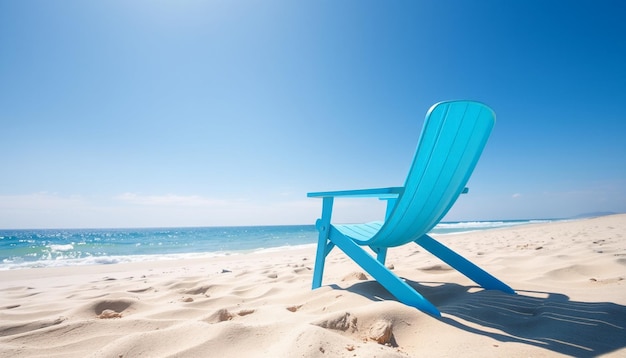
0 220 553 270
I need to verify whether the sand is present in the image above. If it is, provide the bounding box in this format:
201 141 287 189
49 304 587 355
1 214 625 357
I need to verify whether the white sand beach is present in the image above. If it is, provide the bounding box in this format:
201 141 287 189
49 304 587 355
1 214 625 357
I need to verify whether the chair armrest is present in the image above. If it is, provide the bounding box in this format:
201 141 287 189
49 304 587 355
307 187 404 199
308 186 468 198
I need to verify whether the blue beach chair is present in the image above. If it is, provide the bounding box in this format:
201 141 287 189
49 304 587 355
307 100 514 316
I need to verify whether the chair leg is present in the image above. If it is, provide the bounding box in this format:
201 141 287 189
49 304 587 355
330 228 441 316
312 218 336 289
312 233 330 289
415 234 515 294
372 247 388 265
312 199 335 289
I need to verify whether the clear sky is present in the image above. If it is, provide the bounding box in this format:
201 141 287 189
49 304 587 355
1 1 625 229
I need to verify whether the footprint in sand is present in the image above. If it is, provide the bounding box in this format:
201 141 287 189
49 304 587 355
205 308 256 323
312 312 358 333
286 305 303 312
291 266 312 274
91 298 135 319
419 264 453 273
342 272 368 281
97 309 122 319
181 285 212 296
127 287 154 293
238 308 255 316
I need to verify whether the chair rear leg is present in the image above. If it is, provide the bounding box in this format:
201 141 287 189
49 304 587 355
371 246 388 265
415 234 515 294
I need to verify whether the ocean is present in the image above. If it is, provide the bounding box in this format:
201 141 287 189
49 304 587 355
0 219 553 270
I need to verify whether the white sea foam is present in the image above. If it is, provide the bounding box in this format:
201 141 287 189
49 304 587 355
434 219 553 231
0 251 237 271
252 243 317 254
49 244 74 252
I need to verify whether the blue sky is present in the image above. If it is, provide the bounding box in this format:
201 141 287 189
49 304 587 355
1 1 625 229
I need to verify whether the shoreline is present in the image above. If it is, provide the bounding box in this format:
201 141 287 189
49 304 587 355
0 218 572 271
0 243 320 272
1 214 624 357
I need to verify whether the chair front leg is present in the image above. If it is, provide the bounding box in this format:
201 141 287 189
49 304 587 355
312 197 334 289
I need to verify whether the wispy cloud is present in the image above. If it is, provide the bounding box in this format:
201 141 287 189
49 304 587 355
0 191 389 229
0 193 94 229
512 193 522 199
0 192 87 209
0 192 318 228
114 193 227 207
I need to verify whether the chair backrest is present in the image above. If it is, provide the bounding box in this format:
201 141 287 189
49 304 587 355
368 100 495 247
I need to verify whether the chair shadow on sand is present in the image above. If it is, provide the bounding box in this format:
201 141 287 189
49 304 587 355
340 280 626 357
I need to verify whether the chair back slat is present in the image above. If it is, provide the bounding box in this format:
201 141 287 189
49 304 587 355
364 101 495 247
